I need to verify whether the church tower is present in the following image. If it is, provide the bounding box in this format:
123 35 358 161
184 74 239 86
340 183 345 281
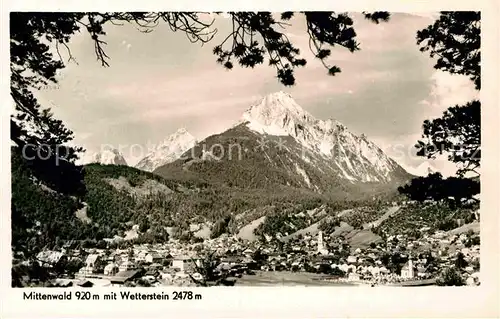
318 231 324 252
408 256 414 278
317 231 328 255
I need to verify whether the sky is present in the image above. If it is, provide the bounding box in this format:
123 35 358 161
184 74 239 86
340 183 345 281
36 12 478 174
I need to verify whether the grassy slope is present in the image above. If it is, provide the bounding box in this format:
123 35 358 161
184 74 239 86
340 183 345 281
373 202 479 237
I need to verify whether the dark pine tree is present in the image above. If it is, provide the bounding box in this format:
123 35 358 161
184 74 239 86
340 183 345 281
400 12 481 204
414 11 481 178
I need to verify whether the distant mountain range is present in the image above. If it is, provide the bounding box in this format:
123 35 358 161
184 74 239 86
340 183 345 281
90 128 197 171
92 148 128 166
135 128 197 172
403 161 439 177
153 91 411 196
89 91 414 200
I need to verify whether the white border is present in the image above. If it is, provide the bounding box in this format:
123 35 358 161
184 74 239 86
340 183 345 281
1 1 499 318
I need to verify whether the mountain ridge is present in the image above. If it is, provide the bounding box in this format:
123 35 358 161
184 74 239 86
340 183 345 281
242 91 406 183
135 128 197 172
92 148 127 166
155 92 411 195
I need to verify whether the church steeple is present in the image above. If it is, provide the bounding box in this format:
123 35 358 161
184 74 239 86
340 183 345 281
407 255 414 278
317 231 328 255
318 231 324 252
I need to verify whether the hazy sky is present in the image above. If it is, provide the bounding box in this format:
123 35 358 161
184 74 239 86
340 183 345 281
37 12 478 173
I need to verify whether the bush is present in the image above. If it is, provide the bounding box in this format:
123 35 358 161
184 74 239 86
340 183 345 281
253 210 310 238
470 235 480 246
139 219 149 233
436 267 466 286
330 267 346 277
437 219 457 231
210 216 231 239
136 278 151 287
455 252 468 269
318 217 340 234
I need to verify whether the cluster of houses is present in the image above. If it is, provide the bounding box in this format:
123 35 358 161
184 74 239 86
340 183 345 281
30 222 480 287
252 229 480 286
33 246 200 287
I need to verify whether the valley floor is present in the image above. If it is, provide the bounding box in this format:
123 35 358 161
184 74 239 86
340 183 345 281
235 271 356 286
13 203 480 288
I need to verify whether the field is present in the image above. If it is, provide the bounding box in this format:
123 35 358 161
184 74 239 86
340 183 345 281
374 203 478 237
235 271 356 286
363 206 400 229
236 216 266 241
446 221 480 236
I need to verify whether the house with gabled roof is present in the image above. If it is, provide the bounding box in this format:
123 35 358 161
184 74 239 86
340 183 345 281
119 260 137 272
110 269 144 287
145 252 163 264
172 255 198 273
401 258 416 279
104 263 119 276
347 255 357 264
36 250 67 268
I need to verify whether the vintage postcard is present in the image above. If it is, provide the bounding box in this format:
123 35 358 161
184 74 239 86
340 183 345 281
1 1 498 318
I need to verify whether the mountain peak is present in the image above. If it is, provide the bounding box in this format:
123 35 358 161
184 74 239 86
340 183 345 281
416 161 437 175
157 128 192 146
93 148 127 166
242 91 314 136
258 91 306 114
237 93 407 183
136 128 197 172
264 90 294 102
403 161 439 177
174 127 189 135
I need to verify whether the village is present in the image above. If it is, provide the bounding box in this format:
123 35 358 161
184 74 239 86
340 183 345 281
27 221 481 288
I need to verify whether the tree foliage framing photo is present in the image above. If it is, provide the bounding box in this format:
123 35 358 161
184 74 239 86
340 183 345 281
399 11 481 204
9 11 481 264
9 11 391 260
415 12 481 178
10 11 391 174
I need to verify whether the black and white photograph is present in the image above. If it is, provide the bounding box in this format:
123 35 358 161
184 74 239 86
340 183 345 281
9 10 483 291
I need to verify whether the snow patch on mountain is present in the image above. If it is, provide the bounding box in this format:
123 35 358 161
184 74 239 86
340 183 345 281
93 149 128 165
241 91 405 183
337 163 356 182
294 163 312 188
136 128 196 172
404 161 439 177
242 91 310 137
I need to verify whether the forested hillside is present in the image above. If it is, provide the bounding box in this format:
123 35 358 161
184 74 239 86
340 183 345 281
11 149 193 258
13 147 380 258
